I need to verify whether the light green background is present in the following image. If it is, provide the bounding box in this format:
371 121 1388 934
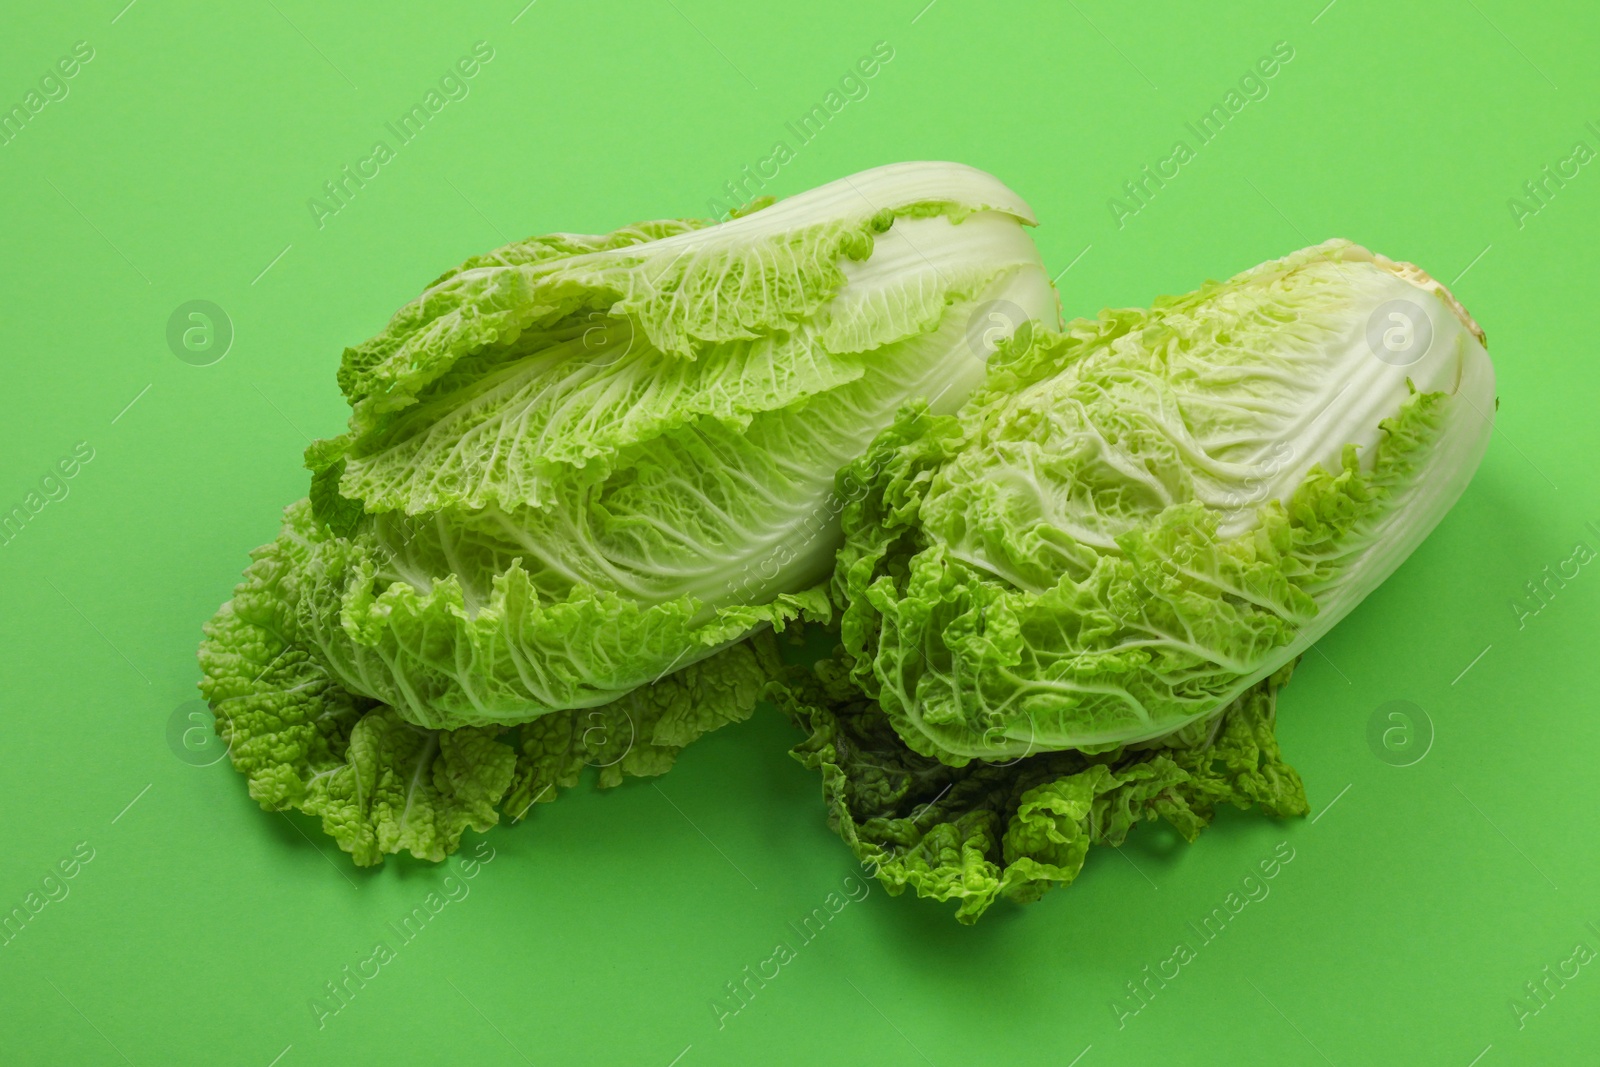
2 1 1596 1064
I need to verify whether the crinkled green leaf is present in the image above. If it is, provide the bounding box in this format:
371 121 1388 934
302 706 517 866
504 631 783 817
773 652 1307 923
198 524 786 865
308 457 364 538
332 219 712 427
332 206 1047 517
327 160 1038 457
258 499 829 729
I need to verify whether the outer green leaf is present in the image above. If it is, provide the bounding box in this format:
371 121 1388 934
332 218 713 430
263 497 829 728
303 706 517 866
332 202 1048 517
198 510 787 864
503 631 783 817
773 652 1307 923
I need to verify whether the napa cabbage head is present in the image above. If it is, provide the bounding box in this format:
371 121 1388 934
777 239 1495 922
835 239 1495 763
197 162 1057 864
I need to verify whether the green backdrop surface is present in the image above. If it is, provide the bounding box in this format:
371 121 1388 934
2 1 1597 1064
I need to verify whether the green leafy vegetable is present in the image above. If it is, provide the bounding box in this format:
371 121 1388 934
781 239 1493 919
774 651 1306 923
199 162 1055 864
834 240 1494 762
